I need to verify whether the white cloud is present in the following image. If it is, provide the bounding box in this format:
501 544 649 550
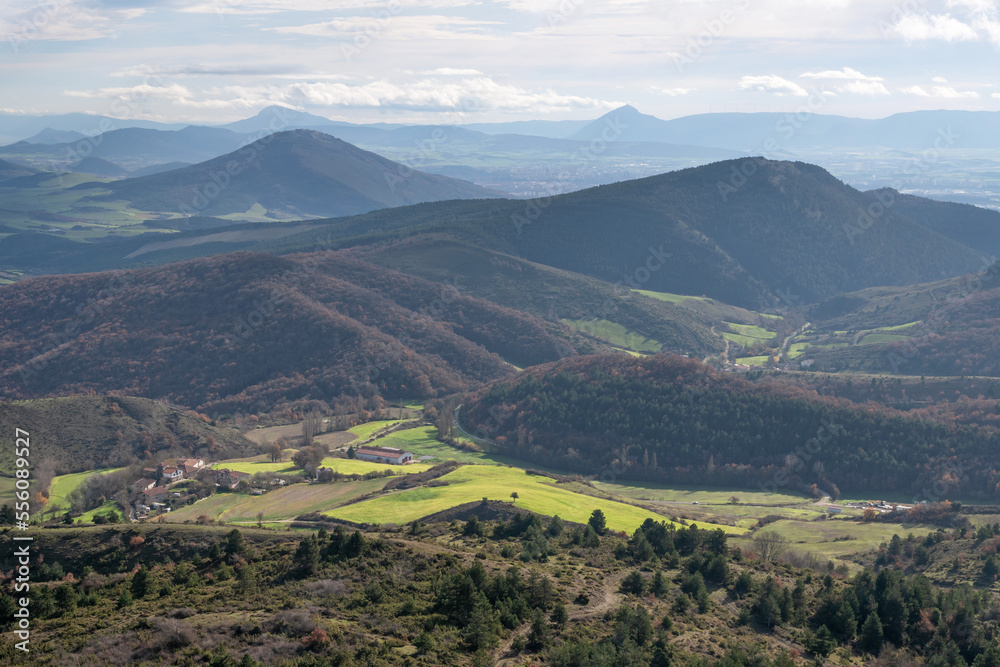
890 13 980 41
179 0 475 15
901 84 980 98
800 67 883 82
422 68 484 76
839 80 890 96
797 67 888 95
65 76 621 115
0 0 145 44
64 83 195 101
932 75 949 83
738 75 808 97
268 15 499 40
645 86 695 96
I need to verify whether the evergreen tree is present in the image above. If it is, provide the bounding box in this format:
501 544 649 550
859 612 884 655
588 509 607 535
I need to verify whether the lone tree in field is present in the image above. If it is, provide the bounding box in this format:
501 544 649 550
753 531 788 563
346 446 356 459
510 492 519 504
268 442 282 463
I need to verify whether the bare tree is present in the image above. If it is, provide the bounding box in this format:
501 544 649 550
753 531 788 563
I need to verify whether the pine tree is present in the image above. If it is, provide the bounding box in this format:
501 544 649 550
859 612 883 655
131 566 150 599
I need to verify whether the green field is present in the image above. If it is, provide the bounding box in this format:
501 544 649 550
736 355 771 366
318 458 436 476
211 456 299 475
347 419 412 441
730 518 936 566
77 500 122 524
593 480 811 506
165 479 392 524
47 468 122 512
723 321 775 348
560 318 662 353
859 333 912 346
633 289 705 304
326 465 744 533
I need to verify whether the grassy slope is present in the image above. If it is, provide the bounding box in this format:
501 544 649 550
325 465 744 533
47 468 122 510
165 478 392 523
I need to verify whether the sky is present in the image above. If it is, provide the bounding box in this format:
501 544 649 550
1 0 998 125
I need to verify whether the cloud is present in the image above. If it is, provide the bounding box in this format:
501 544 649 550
889 13 979 41
64 76 622 115
0 0 146 44
798 67 888 95
267 15 499 40
422 68 484 76
932 75 949 83
179 0 475 15
111 64 308 78
800 67 883 82
738 75 808 97
64 82 196 101
901 84 980 98
838 80 890 96
645 86 695 96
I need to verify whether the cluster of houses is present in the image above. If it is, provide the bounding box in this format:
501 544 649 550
128 458 207 516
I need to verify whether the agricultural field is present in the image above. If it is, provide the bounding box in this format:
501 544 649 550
592 480 813 507
77 500 122 524
729 517 936 568
325 464 744 533
723 321 776 348
46 467 121 512
736 355 772 366
317 458 435 476
164 478 392 525
345 419 412 441
560 318 662 353
210 456 298 475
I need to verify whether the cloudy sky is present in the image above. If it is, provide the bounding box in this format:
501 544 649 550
1 0 998 124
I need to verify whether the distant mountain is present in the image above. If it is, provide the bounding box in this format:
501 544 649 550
221 105 405 134
0 126 247 171
0 252 576 412
460 118 592 138
98 129 503 218
0 111 185 146
23 128 86 145
573 106 1000 152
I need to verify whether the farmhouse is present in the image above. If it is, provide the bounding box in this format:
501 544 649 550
178 458 206 475
161 466 184 482
130 478 156 492
213 468 251 489
355 446 414 465
142 486 169 504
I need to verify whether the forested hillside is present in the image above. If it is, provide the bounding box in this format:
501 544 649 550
0 252 578 414
461 354 1000 498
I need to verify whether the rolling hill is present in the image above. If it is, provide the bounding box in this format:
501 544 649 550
0 251 578 413
0 395 257 473
461 354 1000 498
254 158 982 309
93 129 502 219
